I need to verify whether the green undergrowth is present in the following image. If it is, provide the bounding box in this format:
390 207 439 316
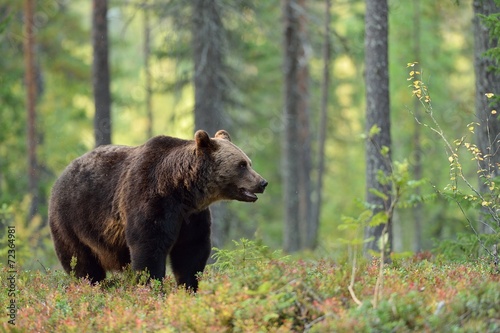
1 240 500 332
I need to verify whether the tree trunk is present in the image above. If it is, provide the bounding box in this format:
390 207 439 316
282 0 312 252
144 0 153 139
311 0 331 251
92 0 112 147
363 0 392 257
24 0 38 219
192 0 226 134
473 0 500 234
192 0 229 248
412 0 423 252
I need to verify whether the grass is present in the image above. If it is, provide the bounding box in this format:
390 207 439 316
1 243 500 332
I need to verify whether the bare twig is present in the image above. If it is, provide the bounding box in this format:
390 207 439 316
304 315 328 332
347 248 362 307
37 259 48 274
372 223 387 309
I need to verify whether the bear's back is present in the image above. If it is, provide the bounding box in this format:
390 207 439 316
54 145 134 195
49 145 135 231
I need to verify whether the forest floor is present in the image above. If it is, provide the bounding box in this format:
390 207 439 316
1 242 500 332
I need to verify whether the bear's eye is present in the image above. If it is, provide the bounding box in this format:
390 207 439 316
238 161 247 169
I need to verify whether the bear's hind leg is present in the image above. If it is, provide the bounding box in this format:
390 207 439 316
52 229 106 283
74 250 106 284
169 209 211 292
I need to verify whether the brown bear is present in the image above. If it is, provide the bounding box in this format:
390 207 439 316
49 130 267 291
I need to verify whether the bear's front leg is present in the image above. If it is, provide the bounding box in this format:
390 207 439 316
129 243 168 280
126 211 182 281
169 209 212 292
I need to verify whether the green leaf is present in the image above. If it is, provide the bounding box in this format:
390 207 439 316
380 145 390 157
339 210 373 230
369 188 389 201
376 169 391 185
358 209 373 223
369 211 388 227
368 124 381 139
340 215 357 225
338 223 359 231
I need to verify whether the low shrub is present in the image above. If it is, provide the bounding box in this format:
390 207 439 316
1 240 499 332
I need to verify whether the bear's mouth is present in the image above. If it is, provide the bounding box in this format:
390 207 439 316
238 188 260 202
235 181 267 203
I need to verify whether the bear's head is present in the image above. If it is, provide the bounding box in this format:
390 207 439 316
195 129 268 203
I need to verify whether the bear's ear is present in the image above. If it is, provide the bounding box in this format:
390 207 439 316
195 130 212 148
214 130 231 142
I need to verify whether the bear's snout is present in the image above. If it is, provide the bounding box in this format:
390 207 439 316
234 174 268 203
258 179 268 193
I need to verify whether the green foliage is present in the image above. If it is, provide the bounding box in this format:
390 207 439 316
0 0 492 306
0 12 11 35
211 238 288 274
0 200 57 270
338 210 372 246
1 254 499 332
435 231 500 262
408 65 500 262
479 9 500 75
0 0 482 257
69 256 77 281
0 0 92 212
388 1 475 251
435 232 481 262
339 156 427 251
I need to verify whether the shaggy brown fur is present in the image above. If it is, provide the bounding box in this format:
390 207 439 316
49 130 267 291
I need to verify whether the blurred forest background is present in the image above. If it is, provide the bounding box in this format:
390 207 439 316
1 0 499 270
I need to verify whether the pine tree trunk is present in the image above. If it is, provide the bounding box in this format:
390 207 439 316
282 0 312 252
473 0 500 234
192 0 229 248
363 0 392 257
192 0 226 134
92 0 112 147
412 0 423 252
24 0 38 219
143 1 153 139
311 0 331 251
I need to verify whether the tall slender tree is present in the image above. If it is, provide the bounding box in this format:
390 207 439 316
24 0 38 219
143 0 153 139
363 0 392 257
311 0 331 251
473 0 500 234
192 0 229 248
192 0 227 134
412 0 423 252
92 0 112 147
282 0 312 252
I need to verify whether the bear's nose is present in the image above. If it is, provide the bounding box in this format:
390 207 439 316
260 180 268 189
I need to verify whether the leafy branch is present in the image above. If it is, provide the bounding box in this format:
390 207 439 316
407 63 499 268
339 136 426 308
